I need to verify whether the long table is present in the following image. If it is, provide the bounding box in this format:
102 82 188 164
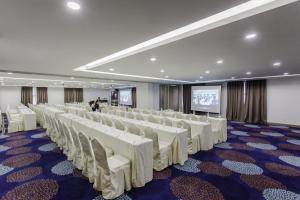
59 113 153 187
91 112 188 166
17 107 36 131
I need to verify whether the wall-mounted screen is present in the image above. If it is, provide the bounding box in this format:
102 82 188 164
119 89 132 106
191 85 222 113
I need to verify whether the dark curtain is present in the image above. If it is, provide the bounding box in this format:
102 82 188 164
37 87 48 104
64 88 83 103
183 85 191 114
21 87 33 106
159 85 169 110
132 87 137 108
227 80 267 124
244 80 267 124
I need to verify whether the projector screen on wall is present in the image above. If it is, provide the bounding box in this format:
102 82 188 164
191 85 222 113
119 89 132 106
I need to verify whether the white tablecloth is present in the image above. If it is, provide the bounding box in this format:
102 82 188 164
18 108 36 131
59 113 153 187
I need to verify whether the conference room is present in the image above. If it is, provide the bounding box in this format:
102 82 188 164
0 0 300 200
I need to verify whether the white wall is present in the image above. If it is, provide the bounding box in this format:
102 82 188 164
83 88 110 102
267 77 300 126
48 87 64 105
0 86 21 111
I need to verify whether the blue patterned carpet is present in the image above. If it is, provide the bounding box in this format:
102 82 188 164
0 122 300 200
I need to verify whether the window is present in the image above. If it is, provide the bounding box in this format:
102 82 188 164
32 87 37 105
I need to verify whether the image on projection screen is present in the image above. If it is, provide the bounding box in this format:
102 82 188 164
191 86 222 113
119 89 132 105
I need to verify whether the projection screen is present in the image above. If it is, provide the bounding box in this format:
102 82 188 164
191 85 222 113
119 89 132 106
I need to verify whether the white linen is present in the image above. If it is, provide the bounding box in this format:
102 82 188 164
59 113 153 187
17 108 36 131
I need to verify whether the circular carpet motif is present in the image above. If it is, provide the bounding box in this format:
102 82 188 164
263 188 300 200
6 167 42 182
287 132 300 138
93 194 132 200
231 131 249 136
0 145 11 153
51 160 75 175
0 179 58 200
3 139 32 148
38 143 57 152
279 156 300 167
6 147 32 156
291 129 300 134
239 137 270 144
269 125 289 129
246 143 277 150
0 135 9 140
31 133 47 139
0 164 14 176
240 175 286 191
1 153 41 168
198 162 232 177
153 168 172 179
265 162 300 176
216 150 255 163
170 176 224 200
222 160 263 175
262 150 292 157
5 135 26 141
214 142 232 149
231 143 255 151
174 158 201 173
244 124 260 128
287 139 300 146
260 132 284 137
227 126 234 130
278 143 300 151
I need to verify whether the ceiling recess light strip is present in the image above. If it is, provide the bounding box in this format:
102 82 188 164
74 0 297 71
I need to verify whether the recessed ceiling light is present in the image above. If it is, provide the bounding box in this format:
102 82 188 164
67 1 81 10
205 70 210 74
246 71 252 75
150 57 157 62
199 76 203 79
7 72 13 75
70 77 75 79
231 77 235 79
160 69 165 73
216 60 223 64
195 80 199 82
283 72 289 76
273 62 281 67
109 68 115 71
245 33 257 39
165 75 169 78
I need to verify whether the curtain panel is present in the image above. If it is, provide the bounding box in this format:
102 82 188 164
132 87 137 108
37 87 48 104
226 80 267 124
182 85 191 114
64 88 83 103
21 87 33 106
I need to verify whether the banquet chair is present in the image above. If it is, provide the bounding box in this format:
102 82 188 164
86 113 94 121
103 117 113 127
163 118 173 127
127 112 135 119
113 119 125 131
142 127 172 171
190 115 199 121
175 113 184 119
126 124 142 136
78 131 95 183
52 117 62 144
92 113 101 122
176 120 198 153
45 114 54 138
57 120 67 150
147 115 160 124
69 126 84 170
119 111 126 117
91 138 131 199
62 122 75 160
136 114 144 121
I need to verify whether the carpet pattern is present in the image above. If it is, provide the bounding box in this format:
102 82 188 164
0 122 300 200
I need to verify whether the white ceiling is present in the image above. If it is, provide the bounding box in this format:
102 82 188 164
0 0 299 84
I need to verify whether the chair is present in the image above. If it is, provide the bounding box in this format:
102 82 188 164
136 114 144 121
148 115 160 124
190 115 199 121
113 119 125 131
69 126 84 170
142 127 172 171
78 131 95 183
57 120 66 150
103 117 113 127
91 138 131 199
86 113 94 121
126 112 134 119
163 118 173 127
62 122 74 160
126 124 142 136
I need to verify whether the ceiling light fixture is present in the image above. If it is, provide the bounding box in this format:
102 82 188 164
205 70 210 74
7 72 13 75
273 62 281 67
216 60 223 64
70 77 75 80
150 57 157 62
283 72 289 76
109 68 115 71
231 77 235 79
245 33 257 39
246 71 252 75
74 0 295 72
67 1 81 10
199 76 203 79
165 75 169 78
160 69 165 73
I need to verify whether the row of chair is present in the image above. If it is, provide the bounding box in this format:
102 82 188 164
43 113 131 199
